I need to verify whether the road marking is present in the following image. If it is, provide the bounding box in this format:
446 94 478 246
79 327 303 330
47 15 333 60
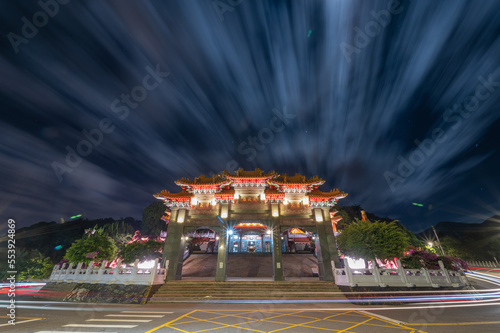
120 310 173 314
360 310 408 325
87 318 152 322
338 317 373 332
36 332 117 333
0 318 43 327
358 311 424 332
106 314 164 318
64 324 138 328
0 315 44 319
145 310 198 333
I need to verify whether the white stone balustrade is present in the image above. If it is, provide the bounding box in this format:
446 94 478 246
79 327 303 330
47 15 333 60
467 260 500 268
333 259 470 288
49 258 168 285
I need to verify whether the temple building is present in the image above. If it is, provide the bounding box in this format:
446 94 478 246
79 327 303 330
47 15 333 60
154 168 347 281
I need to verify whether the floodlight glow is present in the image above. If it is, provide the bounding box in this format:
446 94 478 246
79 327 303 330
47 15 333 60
137 260 156 269
346 256 366 269
228 230 233 235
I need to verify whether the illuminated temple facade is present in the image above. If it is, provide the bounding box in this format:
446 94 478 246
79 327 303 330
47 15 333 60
154 168 347 281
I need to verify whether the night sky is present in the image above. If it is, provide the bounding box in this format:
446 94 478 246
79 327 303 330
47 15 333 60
1 0 500 232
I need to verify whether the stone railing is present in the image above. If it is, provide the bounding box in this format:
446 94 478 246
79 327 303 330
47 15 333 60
49 259 167 285
467 260 500 268
333 259 470 288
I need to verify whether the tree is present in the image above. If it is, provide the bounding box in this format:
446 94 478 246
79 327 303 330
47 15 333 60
118 239 164 264
16 250 54 280
336 220 409 262
142 201 168 234
0 248 54 281
64 234 117 264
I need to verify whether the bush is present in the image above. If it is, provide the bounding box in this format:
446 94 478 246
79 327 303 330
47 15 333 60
337 220 409 261
400 250 439 270
400 250 469 271
118 239 163 264
64 234 117 264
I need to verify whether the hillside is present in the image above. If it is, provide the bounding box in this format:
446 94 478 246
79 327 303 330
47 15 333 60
0 217 141 262
417 215 500 261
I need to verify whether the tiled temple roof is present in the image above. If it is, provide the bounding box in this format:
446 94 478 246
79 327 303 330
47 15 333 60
222 168 277 179
270 173 325 186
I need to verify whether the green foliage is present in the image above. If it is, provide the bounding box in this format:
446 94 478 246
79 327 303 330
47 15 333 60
88 221 134 245
64 234 117 264
118 239 164 264
397 223 423 248
17 252 54 280
142 201 168 234
0 248 54 281
337 220 409 261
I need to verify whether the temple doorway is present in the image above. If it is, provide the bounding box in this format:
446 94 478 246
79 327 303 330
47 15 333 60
281 227 319 279
226 222 273 278
181 227 219 279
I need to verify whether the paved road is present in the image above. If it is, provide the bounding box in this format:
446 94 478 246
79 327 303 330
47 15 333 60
1 271 499 333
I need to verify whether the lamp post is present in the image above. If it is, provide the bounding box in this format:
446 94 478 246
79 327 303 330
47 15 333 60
431 226 445 256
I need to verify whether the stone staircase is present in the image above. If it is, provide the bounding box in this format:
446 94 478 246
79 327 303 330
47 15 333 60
148 281 342 302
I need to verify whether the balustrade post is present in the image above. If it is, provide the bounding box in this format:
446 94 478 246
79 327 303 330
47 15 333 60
150 258 159 285
372 262 386 287
422 267 439 288
397 259 414 287
344 259 356 287
438 260 455 287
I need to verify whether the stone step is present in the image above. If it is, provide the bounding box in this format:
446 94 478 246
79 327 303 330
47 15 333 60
149 281 342 302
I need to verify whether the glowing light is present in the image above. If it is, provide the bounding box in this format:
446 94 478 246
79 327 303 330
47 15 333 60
221 211 228 218
260 193 265 200
289 228 304 234
307 29 312 37
54 245 64 250
266 229 271 234
272 210 279 217
191 197 198 206
70 214 82 219
428 242 433 247
137 260 156 269
346 256 366 269
228 229 233 235
235 222 266 228
216 236 220 240
412 203 424 207
302 196 309 205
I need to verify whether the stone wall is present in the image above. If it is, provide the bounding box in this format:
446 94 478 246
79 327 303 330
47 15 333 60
35 282 158 304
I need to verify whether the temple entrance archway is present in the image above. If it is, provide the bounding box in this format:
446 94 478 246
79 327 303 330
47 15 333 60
181 227 219 279
281 227 319 279
226 221 274 278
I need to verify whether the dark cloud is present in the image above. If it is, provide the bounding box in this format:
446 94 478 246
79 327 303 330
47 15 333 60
1 0 500 231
